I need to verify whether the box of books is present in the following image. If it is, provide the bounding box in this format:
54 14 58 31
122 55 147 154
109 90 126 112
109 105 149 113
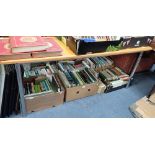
65 36 122 55
65 82 99 102
55 60 100 102
98 66 130 92
83 57 130 92
22 63 64 113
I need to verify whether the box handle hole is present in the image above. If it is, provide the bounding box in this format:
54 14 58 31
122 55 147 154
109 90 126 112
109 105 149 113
76 91 80 94
88 88 91 91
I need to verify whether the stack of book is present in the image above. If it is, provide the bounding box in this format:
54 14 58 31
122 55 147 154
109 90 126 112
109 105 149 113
73 36 121 42
22 63 65 113
0 38 31 61
23 64 63 95
99 67 130 92
0 36 63 61
57 60 98 88
82 56 130 92
50 60 99 101
30 37 63 58
84 57 114 72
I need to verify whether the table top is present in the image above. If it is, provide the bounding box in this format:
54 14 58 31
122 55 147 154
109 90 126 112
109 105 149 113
0 37 153 65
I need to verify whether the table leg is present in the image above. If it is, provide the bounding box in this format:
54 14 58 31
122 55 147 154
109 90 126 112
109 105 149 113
126 52 144 88
15 64 26 116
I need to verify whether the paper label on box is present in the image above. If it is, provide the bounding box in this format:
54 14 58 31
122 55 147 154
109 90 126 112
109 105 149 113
27 97 34 100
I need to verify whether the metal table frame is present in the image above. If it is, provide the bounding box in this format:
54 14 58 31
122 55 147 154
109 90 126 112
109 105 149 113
126 52 144 87
15 52 144 115
15 64 26 116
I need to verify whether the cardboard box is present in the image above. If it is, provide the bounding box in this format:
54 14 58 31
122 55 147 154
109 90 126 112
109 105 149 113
129 97 155 118
122 36 153 49
25 90 64 113
65 36 122 55
65 82 99 102
97 80 106 94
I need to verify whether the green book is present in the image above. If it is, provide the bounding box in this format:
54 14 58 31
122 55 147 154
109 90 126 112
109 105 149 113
43 80 49 91
72 71 84 86
34 85 39 93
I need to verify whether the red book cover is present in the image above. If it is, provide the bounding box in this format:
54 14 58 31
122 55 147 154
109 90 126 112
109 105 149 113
10 36 49 53
10 36 46 48
0 38 31 61
0 38 11 55
43 37 63 52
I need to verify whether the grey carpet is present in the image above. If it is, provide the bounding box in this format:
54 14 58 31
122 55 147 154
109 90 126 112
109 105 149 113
14 72 155 118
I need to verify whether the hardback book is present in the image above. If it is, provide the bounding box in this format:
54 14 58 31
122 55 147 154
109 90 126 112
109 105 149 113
10 36 49 53
31 37 63 58
0 38 31 60
0 38 11 54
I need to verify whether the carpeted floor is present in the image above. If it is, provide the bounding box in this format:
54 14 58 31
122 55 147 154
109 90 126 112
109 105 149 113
15 72 155 118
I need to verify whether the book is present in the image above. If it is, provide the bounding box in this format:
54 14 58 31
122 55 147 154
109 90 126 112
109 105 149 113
44 37 62 53
30 37 63 58
0 38 31 60
31 50 62 58
58 70 71 88
73 36 121 42
0 38 11 55
10 36 49 53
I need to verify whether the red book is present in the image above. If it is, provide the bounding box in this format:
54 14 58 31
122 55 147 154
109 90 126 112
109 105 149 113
0 38 11 55
10 36 49 53
43 37 63 53
31 37 63 58
0 38 31 61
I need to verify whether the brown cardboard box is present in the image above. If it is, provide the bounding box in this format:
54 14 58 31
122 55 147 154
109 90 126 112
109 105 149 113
130 97 155 118
66 37 77 53
97 80 106 94
149 93 155 104
25 91 64 113
65 82 99 102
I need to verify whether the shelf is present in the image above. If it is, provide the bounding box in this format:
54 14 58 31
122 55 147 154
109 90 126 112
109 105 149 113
0 37 153 65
